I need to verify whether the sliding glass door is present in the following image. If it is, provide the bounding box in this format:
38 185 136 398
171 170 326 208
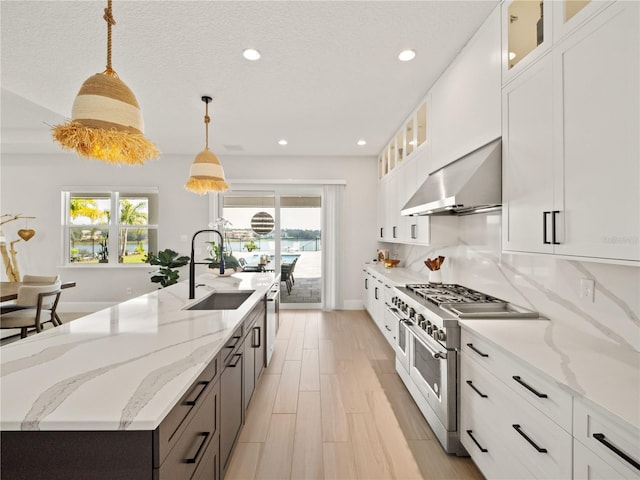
218 189 322 307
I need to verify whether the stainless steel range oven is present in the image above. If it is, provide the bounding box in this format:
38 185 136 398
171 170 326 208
389 283 538 456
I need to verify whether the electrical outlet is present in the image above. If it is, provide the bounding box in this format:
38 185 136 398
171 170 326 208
579 278 595 302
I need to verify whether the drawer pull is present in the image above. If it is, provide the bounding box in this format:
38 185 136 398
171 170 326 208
225 336 241 350
593 433 640 471
385 325 392 332
185 432 210 464
185 381 209 406
467 343 489 357
466 430 488 453
512 375 548 398
227 353 242 368
252 326 261 348
512 424 547 453
466 380 488 398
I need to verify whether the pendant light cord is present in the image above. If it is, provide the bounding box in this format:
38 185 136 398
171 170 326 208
204 100 211 149
103 0 117 76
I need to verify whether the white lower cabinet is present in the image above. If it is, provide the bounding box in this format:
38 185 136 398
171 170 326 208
574 440 634 480
461 329 572 479
573 398 640 479
461 328 640 480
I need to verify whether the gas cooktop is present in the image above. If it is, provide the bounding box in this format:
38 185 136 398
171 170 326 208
405 283 504 306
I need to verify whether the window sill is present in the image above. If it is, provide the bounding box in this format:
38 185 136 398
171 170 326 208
58 264 152 269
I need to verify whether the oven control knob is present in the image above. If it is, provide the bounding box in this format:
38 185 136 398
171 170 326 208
415 314 425 327
436 330 446 341
427 325 434 335
408 307 416 319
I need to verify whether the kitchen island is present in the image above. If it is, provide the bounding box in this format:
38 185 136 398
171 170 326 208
0 271 276 479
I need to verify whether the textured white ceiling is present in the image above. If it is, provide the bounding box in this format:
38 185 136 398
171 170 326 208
1 1 498 157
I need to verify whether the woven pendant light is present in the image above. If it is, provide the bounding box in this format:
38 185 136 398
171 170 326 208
52 0 158 165
185 96 229 194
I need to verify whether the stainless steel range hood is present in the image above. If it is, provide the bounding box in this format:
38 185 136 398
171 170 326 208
401 137 502 216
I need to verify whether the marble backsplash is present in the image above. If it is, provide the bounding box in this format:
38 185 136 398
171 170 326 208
385 213 640 352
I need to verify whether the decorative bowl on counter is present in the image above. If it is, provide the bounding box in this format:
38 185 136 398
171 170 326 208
383 259 400 268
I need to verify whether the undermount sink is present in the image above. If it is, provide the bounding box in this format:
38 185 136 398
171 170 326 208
186 290 255 310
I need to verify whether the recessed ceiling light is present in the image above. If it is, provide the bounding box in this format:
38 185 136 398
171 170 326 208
357 139 367 146
278 139 288 146
243 48 261 61
398 49 416 62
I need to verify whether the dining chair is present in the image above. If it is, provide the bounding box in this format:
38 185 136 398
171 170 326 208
22 274 63 325
281 263 293 295
0 281 62 339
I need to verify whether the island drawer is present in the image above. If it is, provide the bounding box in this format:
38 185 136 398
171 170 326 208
158 378 219 479
222 324 244 363
155 353 220 467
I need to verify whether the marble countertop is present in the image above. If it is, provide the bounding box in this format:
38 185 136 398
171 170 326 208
0 272 276 432
459 319 640 431
363 263 427 285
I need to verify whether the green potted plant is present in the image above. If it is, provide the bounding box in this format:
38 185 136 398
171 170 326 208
145 249 190 288
244 240 257 252
206 242 240 273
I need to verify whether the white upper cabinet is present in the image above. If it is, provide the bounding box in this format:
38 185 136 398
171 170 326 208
502 0 553 84
553 1 639 262
552 0 613 42
430 7 502 172
502 54 555 254
502 0 639 264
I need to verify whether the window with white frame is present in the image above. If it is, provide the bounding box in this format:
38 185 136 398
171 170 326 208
62 188 159 265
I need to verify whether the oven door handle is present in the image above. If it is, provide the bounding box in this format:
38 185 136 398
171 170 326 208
409 327 447 360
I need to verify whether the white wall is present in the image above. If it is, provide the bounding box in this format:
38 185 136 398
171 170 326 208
388 214 640 352
0 152 377 310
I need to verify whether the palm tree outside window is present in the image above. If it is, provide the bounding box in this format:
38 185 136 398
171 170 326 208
62 188 159 265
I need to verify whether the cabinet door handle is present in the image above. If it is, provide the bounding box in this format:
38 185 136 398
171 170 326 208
365 278 368 290
227 353 242 368
593 433 640 471
543 211 551 244
552 210 560 245
184 380 209 406
512 375 548 398
512 424 547 453
466 430 488 453
385 325 392 332
466 343 489 358
185 432 210 464
380 227 384 238
375 287 379 300
411 224 417 239
393 226 397 238
252 326 261 348
466 380 488 398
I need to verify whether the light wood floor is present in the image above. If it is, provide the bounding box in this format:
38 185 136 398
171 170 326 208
225 309 484 480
